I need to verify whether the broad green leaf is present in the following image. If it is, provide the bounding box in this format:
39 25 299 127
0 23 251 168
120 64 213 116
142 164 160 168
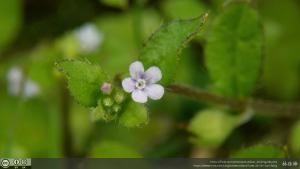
188 109 239 148
232 144 285 158
141 10 162 40
290 120 300 154
56 60 108 107
119 101 148 128
162 0 206 19
205 4 263 97
139 14 208 85
100 0 128 8
90 140 142 158
0 0 22 51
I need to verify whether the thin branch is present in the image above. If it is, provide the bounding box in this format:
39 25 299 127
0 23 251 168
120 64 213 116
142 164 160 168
166 84 300 118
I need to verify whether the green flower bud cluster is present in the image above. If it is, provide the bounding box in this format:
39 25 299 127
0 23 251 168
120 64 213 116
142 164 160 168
92 85 127 122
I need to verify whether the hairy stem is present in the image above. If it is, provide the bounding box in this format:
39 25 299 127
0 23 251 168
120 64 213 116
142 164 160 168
166 84 300 118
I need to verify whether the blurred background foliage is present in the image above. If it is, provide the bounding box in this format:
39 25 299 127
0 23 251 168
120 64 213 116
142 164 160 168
0 0 300 158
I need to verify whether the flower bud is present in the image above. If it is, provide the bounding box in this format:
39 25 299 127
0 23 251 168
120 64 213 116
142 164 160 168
100 82 112 94
102 97 114 107
114 91 125 103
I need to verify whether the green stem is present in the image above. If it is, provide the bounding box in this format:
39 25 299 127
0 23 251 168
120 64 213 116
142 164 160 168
166 84 300 118
60 79 74 157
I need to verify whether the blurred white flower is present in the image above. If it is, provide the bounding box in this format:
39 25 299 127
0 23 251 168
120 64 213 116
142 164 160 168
122 61 164 103
23 79 40 98
74 23 104 53
6 66 40 98
6 67 23 96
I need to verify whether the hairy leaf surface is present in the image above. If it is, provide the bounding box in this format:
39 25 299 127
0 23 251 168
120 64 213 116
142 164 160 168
57 60 108 107
139 14 208 85
205 4 263 97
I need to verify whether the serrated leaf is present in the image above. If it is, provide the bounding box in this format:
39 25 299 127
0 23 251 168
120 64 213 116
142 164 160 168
205 4 263 97
119 101 148 128
90 140 142 158
56 60 108 107
188 109 239 148
139 14 208 85
0 0 21 51
232 144 285 158
290 120 300 154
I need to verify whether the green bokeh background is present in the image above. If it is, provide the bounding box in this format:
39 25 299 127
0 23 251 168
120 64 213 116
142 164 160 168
0 0 300 158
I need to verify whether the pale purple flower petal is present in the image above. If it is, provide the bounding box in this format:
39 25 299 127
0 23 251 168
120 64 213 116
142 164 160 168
145 84 164 100
130 61 144 79
132 90 148 103
123 60 164 103
145 66 162 83
122 78 136 93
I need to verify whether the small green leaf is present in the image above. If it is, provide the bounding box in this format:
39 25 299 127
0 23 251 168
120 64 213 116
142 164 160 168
290 120 300 154
119 101 148 128
188 109 239 148
205 4 263 97
56 60 108 107
0 0 22 51
90 140 142 158
232 144 285 158
100 0 128 8
139 14 208 85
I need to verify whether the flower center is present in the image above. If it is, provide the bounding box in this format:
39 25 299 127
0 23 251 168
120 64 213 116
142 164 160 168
135 79 146 90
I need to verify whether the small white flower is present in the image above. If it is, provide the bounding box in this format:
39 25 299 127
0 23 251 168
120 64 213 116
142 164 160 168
122 61 164 103
23 79 40 98
6 66 40 98
74 23 104 53
6 67 23 96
